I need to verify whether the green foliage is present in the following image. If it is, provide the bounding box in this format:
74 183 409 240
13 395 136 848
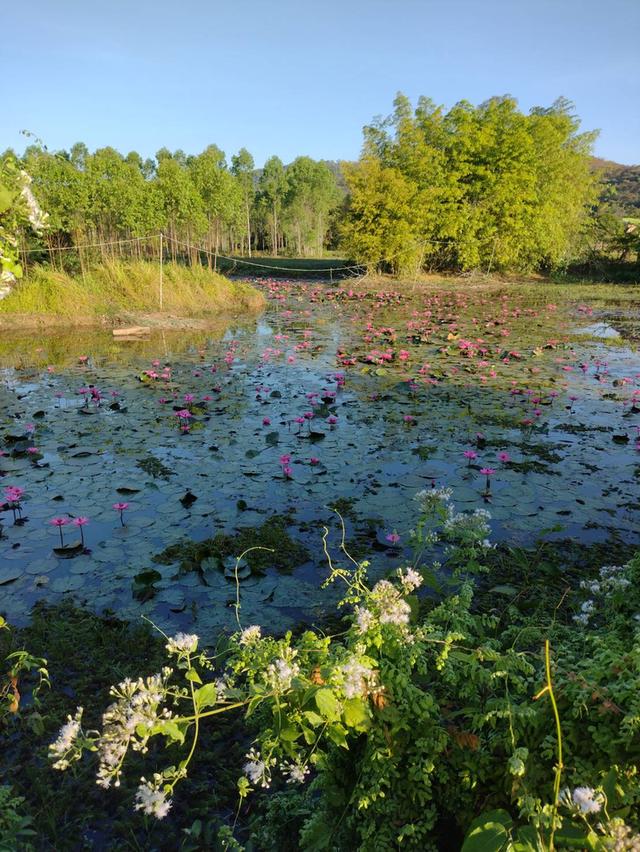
152 513 310 575
0 615 49 727
342 93 599 274
40 491 640 850
282 157 342 257
0 785 36 851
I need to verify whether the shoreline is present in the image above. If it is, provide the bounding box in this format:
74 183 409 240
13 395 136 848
0 309 265 333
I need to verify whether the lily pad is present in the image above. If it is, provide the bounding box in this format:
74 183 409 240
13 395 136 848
0 565 22 585
53 541 84 559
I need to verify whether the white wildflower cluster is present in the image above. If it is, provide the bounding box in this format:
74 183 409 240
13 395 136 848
341 657 378 699
573 599 596 626
134 773 172 819
49 707 84 770
574 564 632 626
561 785 603 815
214 674 234 699
370 579 411 626
165 632 198 655
239 625 262 645
19 170 49 232
397 566 423 594
605 820 640 851
443 506 492 548
580 565 631 596
96 668 173 788
280 760 310 784
354 605 375 634
415 487 452 513
265 653 300 692
243 747 276 788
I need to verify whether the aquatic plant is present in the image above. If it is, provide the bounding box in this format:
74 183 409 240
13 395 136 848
49 517 69 548
113 502 129 527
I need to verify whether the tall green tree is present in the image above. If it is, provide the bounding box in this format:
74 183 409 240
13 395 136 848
258 155 287 255
154 151 206 261
283 157 341 257
231 148 255 256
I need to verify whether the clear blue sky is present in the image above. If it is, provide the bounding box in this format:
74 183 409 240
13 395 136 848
3 0 639 166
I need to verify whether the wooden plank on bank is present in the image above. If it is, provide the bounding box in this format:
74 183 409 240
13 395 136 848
112 326 151 337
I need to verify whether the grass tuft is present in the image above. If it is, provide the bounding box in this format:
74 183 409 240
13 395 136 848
0 261 265 320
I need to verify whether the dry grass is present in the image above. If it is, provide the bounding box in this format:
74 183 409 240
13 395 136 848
0 261 265 321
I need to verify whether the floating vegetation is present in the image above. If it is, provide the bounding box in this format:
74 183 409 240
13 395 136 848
152 514 310 576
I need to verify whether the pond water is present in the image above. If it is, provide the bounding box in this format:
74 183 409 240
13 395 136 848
1 280 640 637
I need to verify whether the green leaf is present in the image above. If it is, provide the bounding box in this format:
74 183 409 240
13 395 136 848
303 710 324 727
186 668 202 684
193 682 217 711
0 185 16 215
512 826 542 852
602 766 620 806
489 584 518 597
462 810 513 852
326 723 349 748
278 726 300 742
301 725 315 745
461 822 509 852
158 720 187 744
342 697 370 731
315 688 340 721
555 824 598 849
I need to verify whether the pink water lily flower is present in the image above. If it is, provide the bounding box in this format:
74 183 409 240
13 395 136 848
50 516 69 546
73 516 89 546
113 502 129 526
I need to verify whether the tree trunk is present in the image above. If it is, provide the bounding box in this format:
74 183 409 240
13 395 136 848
246 200 251 257
273 201 278 257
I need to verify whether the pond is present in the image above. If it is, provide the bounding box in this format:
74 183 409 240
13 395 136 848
1 279 640 638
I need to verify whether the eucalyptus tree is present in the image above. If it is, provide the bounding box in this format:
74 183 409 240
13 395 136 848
231 148 255 256
153 151 207 261
258 155 287 255
283 157 341 256
23 145 88 267
189 145 233 263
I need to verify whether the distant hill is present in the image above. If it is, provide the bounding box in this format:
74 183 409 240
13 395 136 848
592 157 640 217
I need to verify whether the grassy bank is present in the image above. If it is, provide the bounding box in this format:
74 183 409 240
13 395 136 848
0 261 265 323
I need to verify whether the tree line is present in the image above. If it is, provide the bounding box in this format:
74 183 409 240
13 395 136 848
3 94 637 279
2 143 344 271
